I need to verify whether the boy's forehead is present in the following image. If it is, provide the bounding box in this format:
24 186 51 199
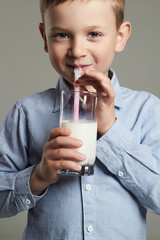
44 0 115 29
41 0 125 30
47 0 112 9
51 0 109 5
45 0 114 20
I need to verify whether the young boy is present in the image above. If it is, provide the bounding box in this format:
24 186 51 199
0 0 160 239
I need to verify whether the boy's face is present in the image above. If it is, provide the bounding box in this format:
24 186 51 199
41 0 124 85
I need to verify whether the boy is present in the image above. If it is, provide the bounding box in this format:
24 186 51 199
0 0 160 239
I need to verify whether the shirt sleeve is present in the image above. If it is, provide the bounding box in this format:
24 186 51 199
96 96 160 214
0 101 47 218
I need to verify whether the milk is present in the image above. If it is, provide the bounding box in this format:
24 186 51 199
61 120 97 166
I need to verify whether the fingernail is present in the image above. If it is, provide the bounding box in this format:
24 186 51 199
79 154 86 160
75 140 83 146
76 165 82 171
65 128 71 135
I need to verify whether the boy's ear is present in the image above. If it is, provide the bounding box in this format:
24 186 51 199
39 23 48 52
115 21 131 52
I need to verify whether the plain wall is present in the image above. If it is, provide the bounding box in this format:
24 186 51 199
0 0 160 239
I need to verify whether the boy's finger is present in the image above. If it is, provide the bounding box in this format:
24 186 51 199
76 70 111 88
48 127 71 141
47 136 83 149
51 148 86 162
54 160 82 172
84 69 110 82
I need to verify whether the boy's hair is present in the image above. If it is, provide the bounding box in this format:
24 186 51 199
40 0 125 30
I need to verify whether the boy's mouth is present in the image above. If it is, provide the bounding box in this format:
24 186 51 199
67 64 91 71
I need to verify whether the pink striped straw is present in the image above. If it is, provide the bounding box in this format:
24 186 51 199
73 67 82 122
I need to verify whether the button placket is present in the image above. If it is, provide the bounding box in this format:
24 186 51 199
81 176 96 238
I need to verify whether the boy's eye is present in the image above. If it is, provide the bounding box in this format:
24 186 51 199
57 33 68 39
89 32 100 38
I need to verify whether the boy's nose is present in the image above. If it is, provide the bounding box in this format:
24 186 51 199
67 38 87 59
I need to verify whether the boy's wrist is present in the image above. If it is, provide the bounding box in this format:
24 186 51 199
29 165 50 196
98 118 116 136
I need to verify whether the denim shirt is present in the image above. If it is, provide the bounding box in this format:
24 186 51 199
0 69 160 240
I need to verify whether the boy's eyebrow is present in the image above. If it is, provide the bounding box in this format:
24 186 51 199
86 25 106 30
49 26 68 32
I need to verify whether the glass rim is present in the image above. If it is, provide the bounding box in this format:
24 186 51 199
61 89 97 97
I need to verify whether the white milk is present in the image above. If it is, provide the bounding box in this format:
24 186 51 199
61 121 97 166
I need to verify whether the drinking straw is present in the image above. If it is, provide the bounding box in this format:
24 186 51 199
73 67 82 122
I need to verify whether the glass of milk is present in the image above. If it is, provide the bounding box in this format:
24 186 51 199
58 90 97 176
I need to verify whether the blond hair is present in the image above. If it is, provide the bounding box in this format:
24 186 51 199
40 0 125 30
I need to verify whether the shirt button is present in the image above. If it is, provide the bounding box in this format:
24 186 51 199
25 199 31 205
86 184 92 191
87 225 94 232
118 171 124 177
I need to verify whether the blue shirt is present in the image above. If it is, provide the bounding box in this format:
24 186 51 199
0 69 160 240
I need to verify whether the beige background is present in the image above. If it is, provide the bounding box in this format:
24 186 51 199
0 0 160 239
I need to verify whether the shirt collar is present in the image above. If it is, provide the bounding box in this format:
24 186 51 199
109 69 123 109
53 69 123 112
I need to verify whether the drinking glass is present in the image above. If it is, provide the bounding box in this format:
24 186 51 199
58 90 97 176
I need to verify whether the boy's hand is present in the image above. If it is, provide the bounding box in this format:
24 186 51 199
75 69 116 135
30 127 84 195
